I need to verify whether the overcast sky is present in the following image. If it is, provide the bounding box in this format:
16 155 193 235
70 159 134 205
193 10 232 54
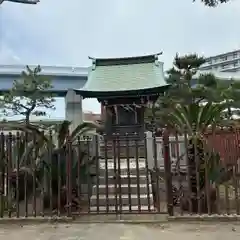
0 0 240 118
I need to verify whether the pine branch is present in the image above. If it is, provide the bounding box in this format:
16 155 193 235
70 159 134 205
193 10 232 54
193 0 230 7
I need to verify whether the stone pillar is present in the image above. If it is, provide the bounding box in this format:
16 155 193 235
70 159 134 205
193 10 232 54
146 131 155 169
65 89 83 133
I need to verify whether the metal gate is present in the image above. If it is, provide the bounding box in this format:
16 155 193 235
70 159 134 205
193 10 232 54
0 130 174 218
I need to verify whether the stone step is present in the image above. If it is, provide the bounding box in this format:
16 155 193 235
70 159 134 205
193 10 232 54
99 168 148 176
98 159 151 176
90 194 154 206
92 184 152 195
99 158 147 169
98 174 151 185
90 205 155 212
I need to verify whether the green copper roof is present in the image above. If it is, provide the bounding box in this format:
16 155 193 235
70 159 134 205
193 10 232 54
75 54 169 98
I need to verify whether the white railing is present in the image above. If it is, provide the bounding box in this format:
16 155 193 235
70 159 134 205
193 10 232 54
0 64 89 77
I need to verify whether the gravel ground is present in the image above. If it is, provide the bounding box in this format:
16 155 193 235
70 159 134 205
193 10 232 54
0 222 240 239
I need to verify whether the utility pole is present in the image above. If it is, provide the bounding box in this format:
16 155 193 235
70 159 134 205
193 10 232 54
0 0 39 5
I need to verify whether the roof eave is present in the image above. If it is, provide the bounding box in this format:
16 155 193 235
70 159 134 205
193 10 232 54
73 84 170 99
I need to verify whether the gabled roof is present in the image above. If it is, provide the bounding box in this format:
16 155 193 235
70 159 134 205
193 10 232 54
74 53 169 98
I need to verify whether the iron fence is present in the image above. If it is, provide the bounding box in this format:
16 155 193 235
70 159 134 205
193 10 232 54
163 127 240 216
0 128 239 218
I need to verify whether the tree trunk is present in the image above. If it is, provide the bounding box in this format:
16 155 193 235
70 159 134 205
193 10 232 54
25 112 30 125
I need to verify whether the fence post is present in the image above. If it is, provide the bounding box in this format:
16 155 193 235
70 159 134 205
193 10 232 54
163 129 174 216
91 134 100 158
145 131 154 170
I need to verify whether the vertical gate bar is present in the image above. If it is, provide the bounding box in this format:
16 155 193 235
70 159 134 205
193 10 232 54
57 148 61 217
113 134 118 213
125 133 132 212
32 134 37 217
86 137 91 214
117 134 122 214
40 148 45 218
229 126 238 214
233 163 239 214
16 132 20 218
144 133 151 212
49 130 53 217
221 128 230 214
227 127 233 211
202 137 211 215
233 128 240 215
95 135 100 214
203 138 211 215
104 135 109 213
184 127 193 214
228 127 234 165
6 134 9 218
163 129 174 216
134 133 141 212
224 164 230 214
153 132 160 213
0 133 4 218
212 127 220 214
24 132 28 218
174 132 183 215
77 136 81 214
226 127 232 214
7 133 12 218
193 130 202 214
65 140 69 216
38 129 44 217
24 167 28 217
66 132 72 217
66 143 69 216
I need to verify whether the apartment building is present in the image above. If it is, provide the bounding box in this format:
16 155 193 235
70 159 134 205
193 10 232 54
199 49 240 72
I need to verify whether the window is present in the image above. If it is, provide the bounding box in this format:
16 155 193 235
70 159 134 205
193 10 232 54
233 61 238 67
233 53 238 59
221 56 227 61
207 59 212 65
221 64 228 69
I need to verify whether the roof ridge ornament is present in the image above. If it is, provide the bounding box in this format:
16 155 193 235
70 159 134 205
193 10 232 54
88 56 96 70
154 52 163 66
155 52 163 58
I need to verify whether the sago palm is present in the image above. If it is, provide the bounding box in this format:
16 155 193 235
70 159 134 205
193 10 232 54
167 102 228 212
1 120 101 212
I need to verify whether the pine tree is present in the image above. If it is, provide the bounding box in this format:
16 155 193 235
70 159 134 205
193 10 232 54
0 65 55 124
193 0 230 7
145 53 240 127
146 54 206 127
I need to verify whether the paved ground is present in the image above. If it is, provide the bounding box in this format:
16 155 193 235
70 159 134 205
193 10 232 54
0 222 240 239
